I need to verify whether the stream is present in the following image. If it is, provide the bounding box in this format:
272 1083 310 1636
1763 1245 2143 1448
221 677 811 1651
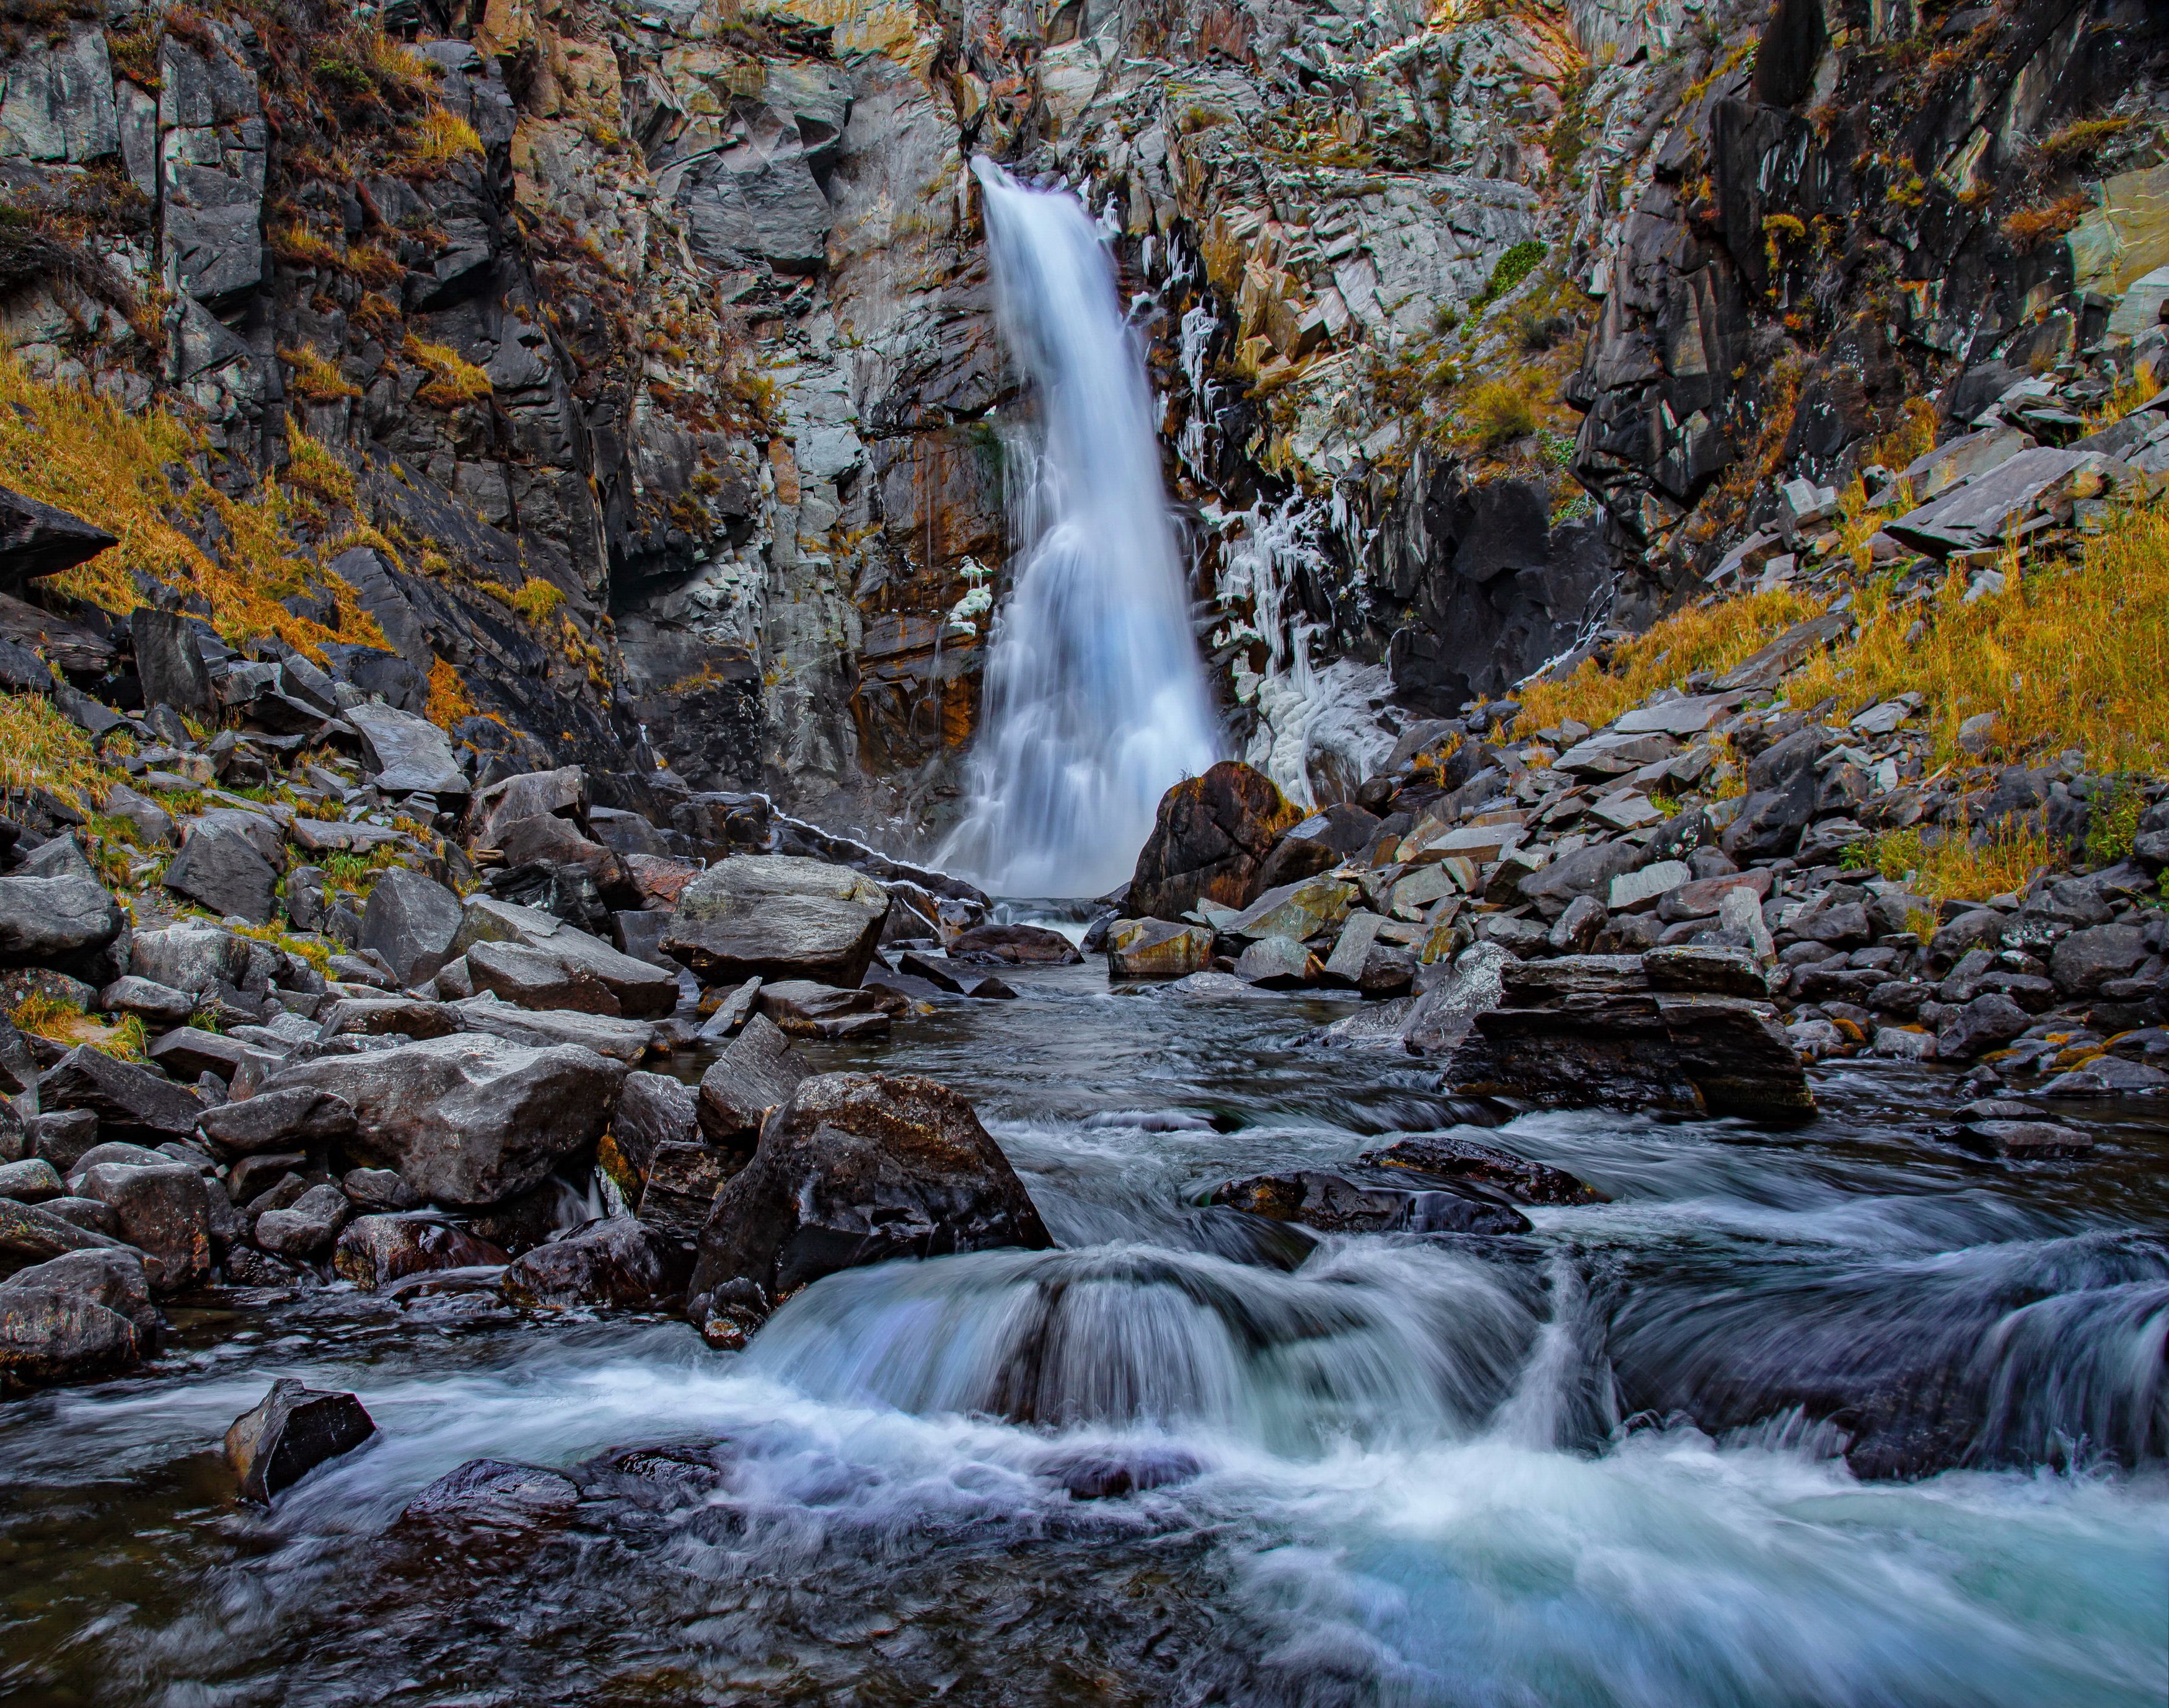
2 959 2167 1706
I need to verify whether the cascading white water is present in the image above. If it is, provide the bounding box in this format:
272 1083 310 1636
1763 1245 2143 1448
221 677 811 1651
939 157 1221 899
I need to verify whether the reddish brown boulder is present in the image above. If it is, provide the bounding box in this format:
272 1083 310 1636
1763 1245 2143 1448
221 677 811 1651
1126 762 1301 920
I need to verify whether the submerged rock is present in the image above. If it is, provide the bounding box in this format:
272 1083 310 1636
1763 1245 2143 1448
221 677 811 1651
1211 1169 1530 1236
499 1217 684 1308
944 923 1082 966
332 1214 511 1290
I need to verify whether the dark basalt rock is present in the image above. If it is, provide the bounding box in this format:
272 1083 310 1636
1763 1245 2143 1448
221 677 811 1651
943 923 1083 966
1442 954 1813 1121
1127 761 1303 921
0 486 116 595
400 1457 581 1525
499 1217 685 1308
224 1378 377 1503
41 1045 205 1142
332 1213 512 1290
0 1247 156 1385
1210 1169 1531 1236
360 868 465 987
696 1013 806 1150
75 1160 211 1291
661 855 889 988
688 1071 1052 1308
255 1035 624 1208
0 871 122 966
1358 1135 1601 1205
162 822 278 925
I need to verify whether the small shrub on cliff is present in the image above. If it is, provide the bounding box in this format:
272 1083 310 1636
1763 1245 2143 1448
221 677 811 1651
403 336 493 407
1469 240 1545 314
1459 376 1539 449
411 108 483 169
2039 117 2137 165
2002 194 2091 252
509 578 566 622
279 345 360 402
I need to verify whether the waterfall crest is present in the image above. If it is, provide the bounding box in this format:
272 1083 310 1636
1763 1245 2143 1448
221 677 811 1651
939 157 1220 899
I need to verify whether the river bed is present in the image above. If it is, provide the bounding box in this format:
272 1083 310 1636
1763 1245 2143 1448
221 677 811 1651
2 961 2165 1706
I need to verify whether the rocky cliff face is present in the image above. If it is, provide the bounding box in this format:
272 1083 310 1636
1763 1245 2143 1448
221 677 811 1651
0 0 2159 850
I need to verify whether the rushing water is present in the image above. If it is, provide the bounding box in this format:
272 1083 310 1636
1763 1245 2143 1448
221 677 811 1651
4 959 2167 1705
939 161 1221 898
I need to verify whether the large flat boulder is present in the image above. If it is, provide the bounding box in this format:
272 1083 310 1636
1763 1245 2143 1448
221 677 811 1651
346 703 468 797
40 1045 205 1142
450 897 678 1018
697 1012 805 1151
1442 953 1813 1121
687 1072 1051 1311
162 821 277 924
1127 761 1301 920
255 1035 625 1208
0 871 121 964
660 856 888 987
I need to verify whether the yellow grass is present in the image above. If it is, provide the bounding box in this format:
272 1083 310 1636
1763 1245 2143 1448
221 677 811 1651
0 356 391 663
1849 818 2062 909
0 690 120 809
279 345 361 402
426 655 478 730
509 577 565 622
1787 504 2169 771
1515 586 1828 734
404 336 493 407
411 107 483 167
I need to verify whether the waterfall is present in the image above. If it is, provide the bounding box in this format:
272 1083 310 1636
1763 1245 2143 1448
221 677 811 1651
939 157 1221 899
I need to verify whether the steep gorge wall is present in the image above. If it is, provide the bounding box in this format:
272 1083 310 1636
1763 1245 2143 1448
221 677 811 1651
0 0 2160 848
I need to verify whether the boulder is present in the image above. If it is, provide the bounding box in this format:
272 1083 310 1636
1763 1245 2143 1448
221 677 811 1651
1516 840 1640 906
1954 1119 2092 1158
2048 923 2147 997
449 995 658 1063
126 923 251 995
465 938 617 1015
636 1141 740 1238
608 1070 699 1176
0 1157 61 1201
688 1072 1052 1308
316 996 465 1040
131 607 214 712
1223 876 1357 942
0 1253 148 1384
1105 918 1215 980
359 869 464 986
400 1458 579 1525
1127 762 1303 919
1252 804 1379 894
755 979 896 1041
943 923 1083 966
198 1086 358 1155
1359 1135 1598 1205
450 897 679 1019
346 702 469 797
467 766 588 847
696 1013 804 1150
224 1378 377 1503
332 1214 511 1290
0 1194 125 1273
254 1035 624 1208
147 1027 283 1084
496 815 626 889
340 1167 420 1212
660 856 889 987
1443 954 1813 1120
163 822 278 924
76 1160 210 1290
1935 993 2031 1060
252 1182 352 1260
0 871 121 964
2037 1056 2169 1096
1233 936 1319 989
40 1045 204 1141
499 1217 682 1308
97 976 198 1026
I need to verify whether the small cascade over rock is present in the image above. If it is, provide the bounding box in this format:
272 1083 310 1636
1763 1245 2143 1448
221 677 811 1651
939 157 1220 899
